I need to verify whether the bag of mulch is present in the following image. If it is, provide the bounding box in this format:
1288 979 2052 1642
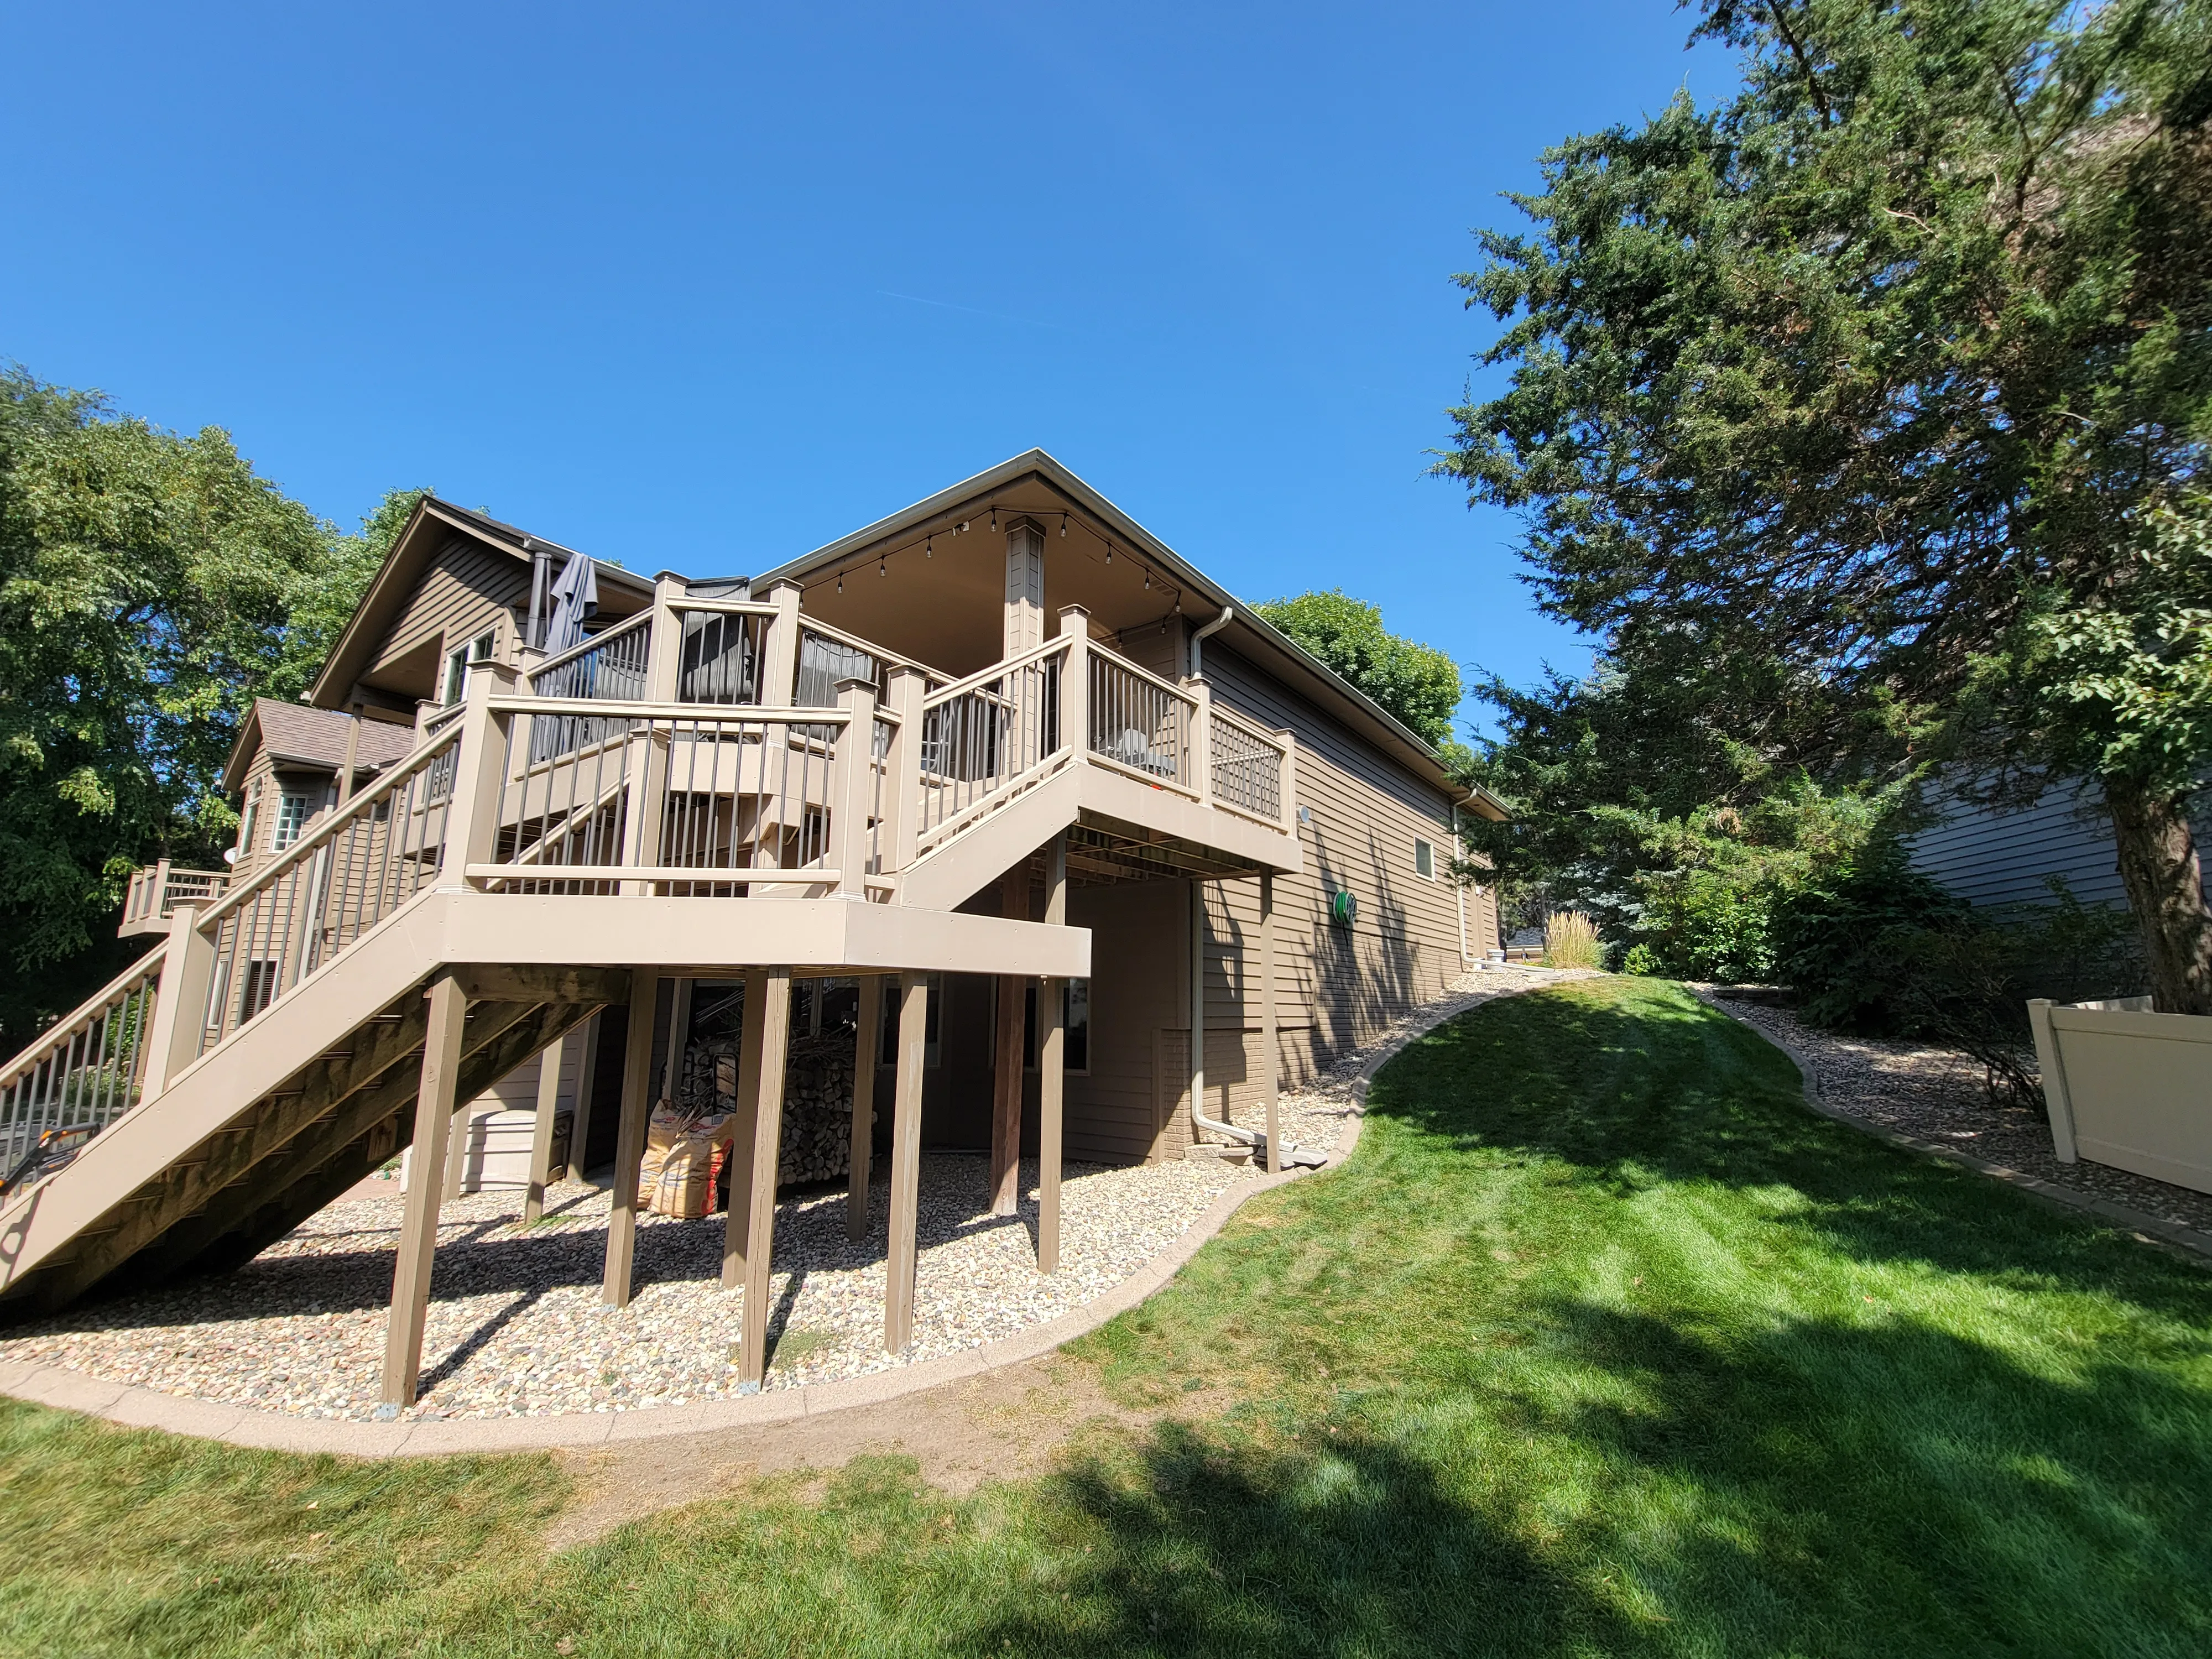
642 1102 732 1218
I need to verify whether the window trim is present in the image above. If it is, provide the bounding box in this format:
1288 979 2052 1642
1414 837 1437 880
272 791 313 852
878 973 942 1069
1021 977 1091 1077
441 629 498 706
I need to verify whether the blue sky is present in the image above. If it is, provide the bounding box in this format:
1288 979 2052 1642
4 2 1731 740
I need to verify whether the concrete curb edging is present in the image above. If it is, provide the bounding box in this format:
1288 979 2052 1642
0 983 1527 1458
1697 990 2212 1269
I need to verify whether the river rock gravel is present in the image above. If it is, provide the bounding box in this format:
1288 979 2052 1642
0 967 1577 1421
1709 992 2212 1236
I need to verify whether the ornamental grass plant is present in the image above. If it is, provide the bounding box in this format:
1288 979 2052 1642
1541 907 1604 969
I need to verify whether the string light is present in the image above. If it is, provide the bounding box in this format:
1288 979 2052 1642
878 555 886 577
925 534 933 558
837 575 844 593
989 507 998 531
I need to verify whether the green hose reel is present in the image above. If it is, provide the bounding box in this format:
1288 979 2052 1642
1331 889 1358 928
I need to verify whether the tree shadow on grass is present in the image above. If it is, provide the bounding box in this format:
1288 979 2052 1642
955 1418 1637 1658
946 1298 2212 1658
1368 981 2212 1321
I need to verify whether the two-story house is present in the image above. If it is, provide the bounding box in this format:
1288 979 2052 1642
0 451 1503 1410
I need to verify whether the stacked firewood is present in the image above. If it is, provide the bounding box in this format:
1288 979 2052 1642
676 1031 873 1188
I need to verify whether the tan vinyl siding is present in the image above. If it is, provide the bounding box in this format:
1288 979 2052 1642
368 536 526 682
1138 643 1491 1158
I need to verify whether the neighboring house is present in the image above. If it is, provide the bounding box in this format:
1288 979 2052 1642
1907 779 2212 911
0 450 1505 1404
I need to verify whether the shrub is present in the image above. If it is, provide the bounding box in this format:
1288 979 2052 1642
1774 851 2143 1107
1542 910 1605 970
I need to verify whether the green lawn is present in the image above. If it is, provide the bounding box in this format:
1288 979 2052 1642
3 978 2208 1657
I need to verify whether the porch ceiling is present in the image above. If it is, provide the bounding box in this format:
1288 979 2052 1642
786 476 1194 682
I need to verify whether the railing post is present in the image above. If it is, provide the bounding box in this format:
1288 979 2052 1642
645 572 687 702
832 677 878 898
141 902 216 1102
439 662 516 893
1276 726 1300 830
1185 675 1213 805
883 665 926 878
1058 606 1090 763
761 579 804 706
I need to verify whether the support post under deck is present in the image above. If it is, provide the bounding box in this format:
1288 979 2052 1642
848 974 884 1242
737 967 794 1389
1039 833 1068 1272
722 967 770 1288
884 971 930 1352
381 971 468 1407
990 866 1029 1217
602 972 660 1307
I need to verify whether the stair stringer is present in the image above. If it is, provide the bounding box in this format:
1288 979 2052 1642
0 888 448 1299
899 766 1085 912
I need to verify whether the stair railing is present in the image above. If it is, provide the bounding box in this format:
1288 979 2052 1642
186 717 468 1057
914 635 1073 851
0 946 169 1183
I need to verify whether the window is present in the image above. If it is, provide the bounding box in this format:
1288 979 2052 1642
238 959 280 1022
442 630 498 705
1414 837 1436 880
272 792 312 851
1024 978 1091 1074
878 974 942 1068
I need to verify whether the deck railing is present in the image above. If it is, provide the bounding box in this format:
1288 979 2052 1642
675 602 775 706
120 860 231 936
916 637 1071 848
0 947 168 1185
478 696 864 896
1086 645 1195 793
1208 703 1289 825
193 721 465 1054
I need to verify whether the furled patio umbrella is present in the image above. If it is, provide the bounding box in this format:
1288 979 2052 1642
544 554 598 654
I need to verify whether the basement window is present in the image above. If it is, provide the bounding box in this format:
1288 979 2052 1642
1415 837 1436 880
1024 978 1091 1074
878 974 942 1068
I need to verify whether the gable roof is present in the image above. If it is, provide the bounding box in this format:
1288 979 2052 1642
305 497 654 711
222 699 418 794
752 449 1507 819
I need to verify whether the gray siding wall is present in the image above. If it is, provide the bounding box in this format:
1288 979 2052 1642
1906 780 2212 909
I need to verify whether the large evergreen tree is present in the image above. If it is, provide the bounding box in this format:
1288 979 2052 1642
1444 0 2212 1008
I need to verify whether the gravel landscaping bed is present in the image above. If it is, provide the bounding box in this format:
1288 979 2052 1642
0 968 1566 1422
1710 993 2212 1236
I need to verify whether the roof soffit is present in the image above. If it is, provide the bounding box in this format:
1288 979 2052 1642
751 448 1489 808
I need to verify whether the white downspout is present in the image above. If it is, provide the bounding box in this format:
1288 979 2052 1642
1186 604 1259 1153
1190 604 1232 676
